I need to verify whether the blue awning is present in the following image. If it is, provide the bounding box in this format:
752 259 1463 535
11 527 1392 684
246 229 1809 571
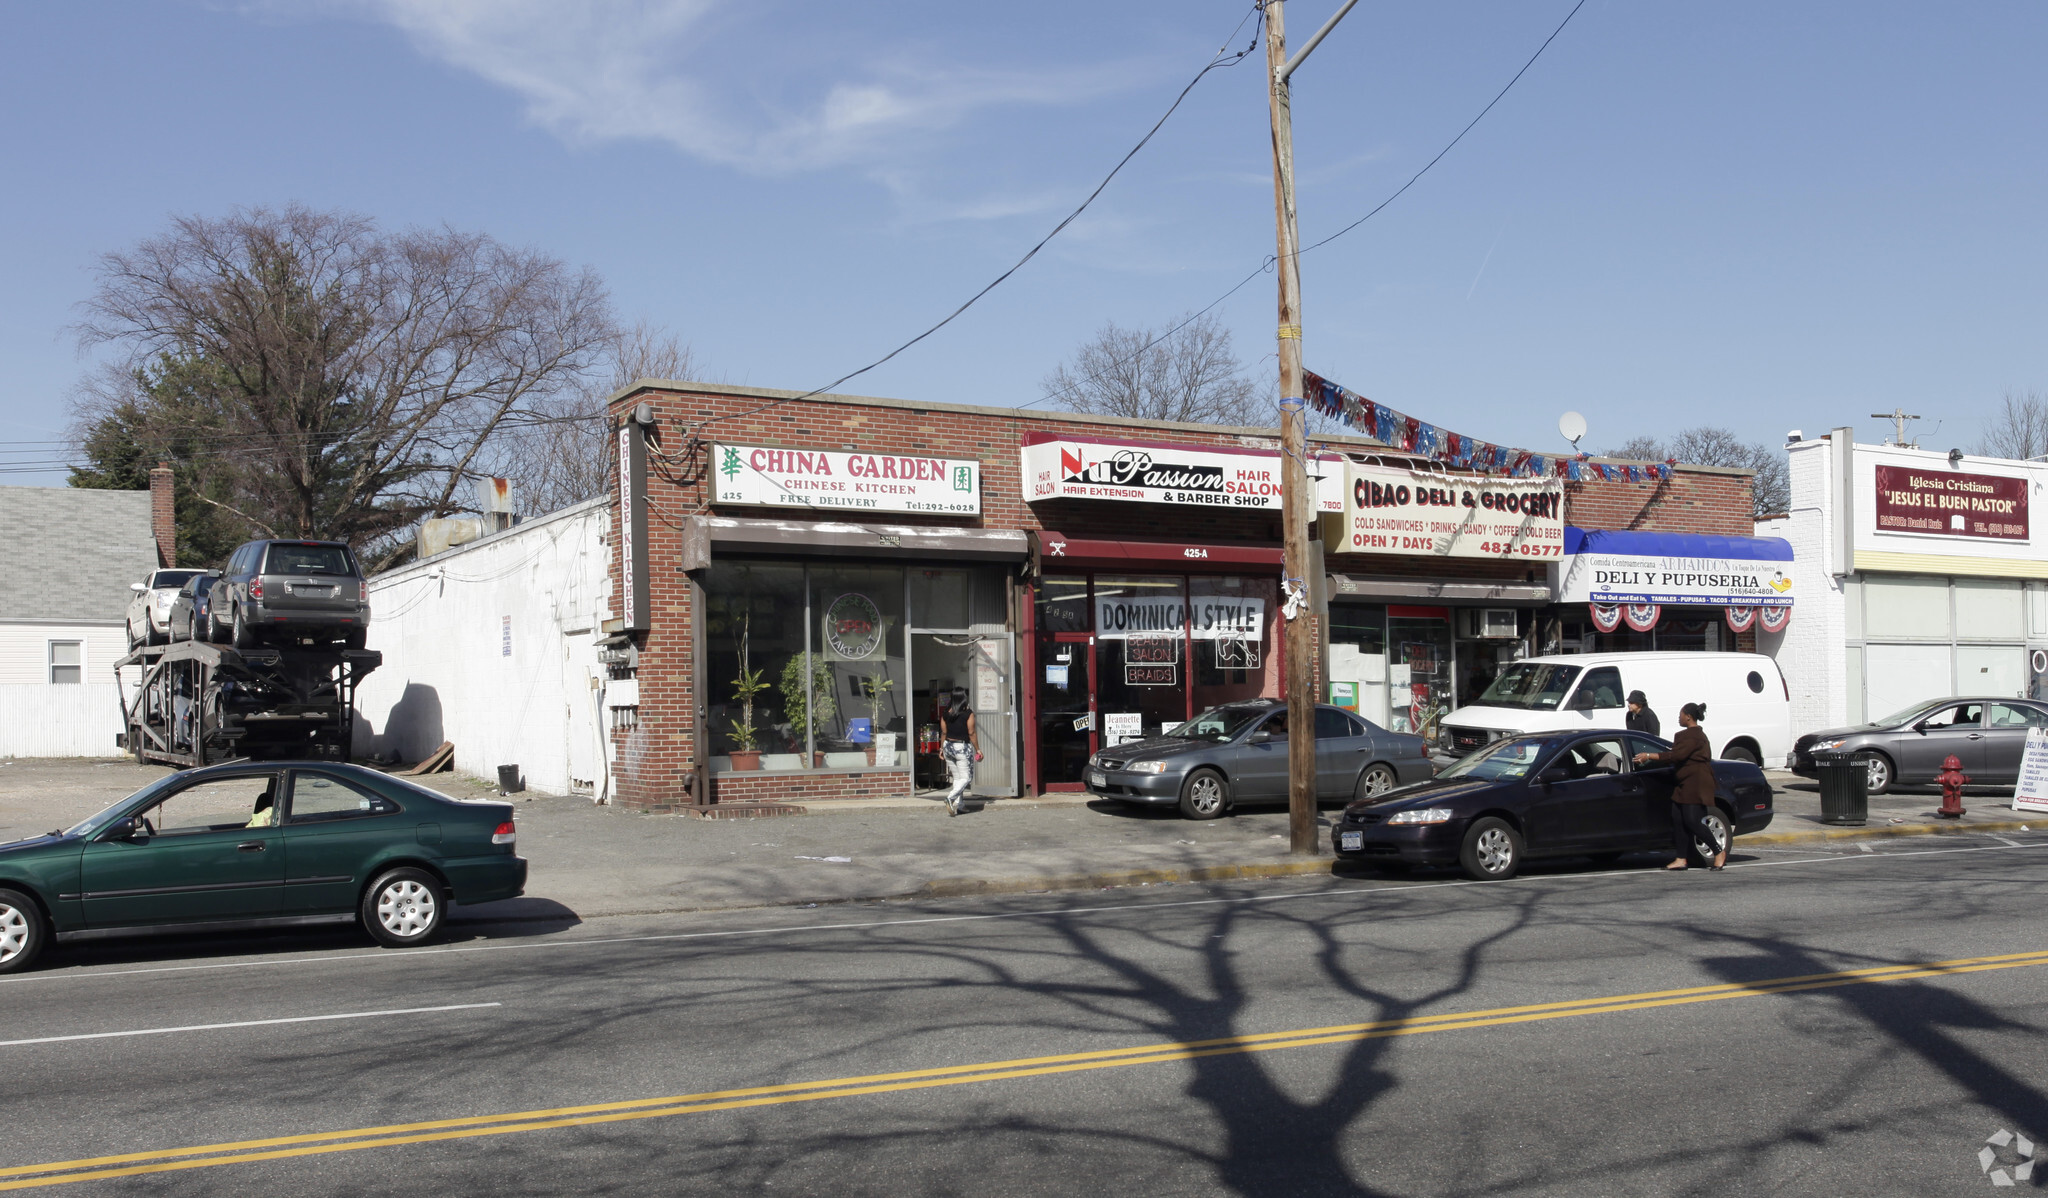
1563 527 1793 562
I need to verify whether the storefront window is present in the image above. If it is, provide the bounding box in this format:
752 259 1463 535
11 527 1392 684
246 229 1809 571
1035 575 1089 632
1388 608 1453 740
812 564 908 768
704 563 807 766
1095 575 1189 745
1190 576 1277 714
1328 603 1389 727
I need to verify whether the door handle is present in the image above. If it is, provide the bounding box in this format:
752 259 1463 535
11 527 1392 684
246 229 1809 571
237 841 266 852
1967 733 1983 740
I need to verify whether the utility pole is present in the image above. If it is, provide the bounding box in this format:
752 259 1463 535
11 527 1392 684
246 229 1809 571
1868 408 1921 448
1265 0 1353 856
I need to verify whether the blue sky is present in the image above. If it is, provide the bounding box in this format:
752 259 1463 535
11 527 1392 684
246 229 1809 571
3 1 2045 486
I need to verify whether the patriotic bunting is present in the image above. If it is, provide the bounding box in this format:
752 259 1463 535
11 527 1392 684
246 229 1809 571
1304 369 1676 483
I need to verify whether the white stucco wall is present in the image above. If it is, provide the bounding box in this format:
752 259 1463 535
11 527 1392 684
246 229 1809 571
1775 440 1851 734
0 622 131 756
353 499 613 797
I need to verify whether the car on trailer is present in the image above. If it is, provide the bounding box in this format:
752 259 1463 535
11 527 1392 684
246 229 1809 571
205 539 372 650
166 570 222 643
123 568 207 648
0 762 525 974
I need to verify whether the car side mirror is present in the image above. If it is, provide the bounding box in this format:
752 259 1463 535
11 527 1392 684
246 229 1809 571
130 582 147 592
1567 692 1594 711
103 817 147 842
1249 729 1272 744
1911 721 1929 734
1537 766 1571 786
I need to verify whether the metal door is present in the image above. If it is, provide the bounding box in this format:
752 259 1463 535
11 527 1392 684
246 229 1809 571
1035 634 1094 789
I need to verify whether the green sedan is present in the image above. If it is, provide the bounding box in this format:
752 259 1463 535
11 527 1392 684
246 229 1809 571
0 762 526 973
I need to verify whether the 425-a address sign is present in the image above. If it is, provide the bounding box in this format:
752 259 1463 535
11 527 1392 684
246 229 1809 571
712 444 982 516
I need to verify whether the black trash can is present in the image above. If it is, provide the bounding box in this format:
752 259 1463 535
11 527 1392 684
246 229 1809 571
497 764 523 795
1814 750 1867 826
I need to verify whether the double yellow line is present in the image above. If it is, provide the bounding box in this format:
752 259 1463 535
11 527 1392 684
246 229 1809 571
6 948 2046 1190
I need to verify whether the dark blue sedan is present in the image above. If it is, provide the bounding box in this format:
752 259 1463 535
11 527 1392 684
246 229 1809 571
1332 730 1775 880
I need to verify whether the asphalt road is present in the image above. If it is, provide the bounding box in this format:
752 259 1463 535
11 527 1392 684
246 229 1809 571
1 833 2044 1196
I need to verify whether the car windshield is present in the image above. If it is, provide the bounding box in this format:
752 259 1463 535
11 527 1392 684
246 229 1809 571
61 772 186 839
1869 701 1945 728
264 544 354 575
1166 705 1273 744
152 570 203 590
1476 663 1583 711
1438 736 1561 781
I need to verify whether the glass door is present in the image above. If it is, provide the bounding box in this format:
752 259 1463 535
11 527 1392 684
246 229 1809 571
1036 633 1094 789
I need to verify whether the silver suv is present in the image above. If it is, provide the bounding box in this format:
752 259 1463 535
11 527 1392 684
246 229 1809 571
205 540 370 650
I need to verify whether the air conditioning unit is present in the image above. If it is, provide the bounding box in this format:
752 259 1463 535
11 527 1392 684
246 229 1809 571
1478 608 1518 639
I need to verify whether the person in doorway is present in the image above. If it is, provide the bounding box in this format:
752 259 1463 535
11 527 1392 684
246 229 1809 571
1626 690 1661 738
1632 702 1724 871
941 688 977 816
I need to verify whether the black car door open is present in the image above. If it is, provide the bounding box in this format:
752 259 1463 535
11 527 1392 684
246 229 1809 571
1526 737 1642 852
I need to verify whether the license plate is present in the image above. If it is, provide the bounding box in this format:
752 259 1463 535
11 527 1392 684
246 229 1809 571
1088 769 1106 788
1339 831 1364 852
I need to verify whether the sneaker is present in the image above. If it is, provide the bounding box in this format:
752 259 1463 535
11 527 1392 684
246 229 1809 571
946 796 959 816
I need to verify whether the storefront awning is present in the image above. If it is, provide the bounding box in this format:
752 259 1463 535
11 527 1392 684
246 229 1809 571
1325 574 1551 605
692 515 1028 563
1032 530 1283 571
1559 526 1795 607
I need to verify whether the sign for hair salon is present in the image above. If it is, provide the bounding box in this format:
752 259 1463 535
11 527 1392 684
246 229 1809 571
1872 464 2029 541
1020 436 1343 511
713 444 981 515
1338 463 1563 559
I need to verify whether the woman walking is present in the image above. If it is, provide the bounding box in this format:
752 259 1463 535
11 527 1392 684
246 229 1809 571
1631 702 1726 871
940 688 977 816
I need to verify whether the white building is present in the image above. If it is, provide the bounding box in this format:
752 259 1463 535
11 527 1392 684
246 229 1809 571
1776 430 2048 735
352 497 615 798
0 482 165 757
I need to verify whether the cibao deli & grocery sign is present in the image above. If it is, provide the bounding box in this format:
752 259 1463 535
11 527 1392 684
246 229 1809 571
1872 464 2029 541
713 443 982 515
1339 463 1563 559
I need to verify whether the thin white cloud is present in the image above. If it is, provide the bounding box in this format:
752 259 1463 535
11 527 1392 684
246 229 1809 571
300 0 1128 175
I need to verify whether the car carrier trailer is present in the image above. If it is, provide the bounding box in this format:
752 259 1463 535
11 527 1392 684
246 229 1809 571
114 641 382 768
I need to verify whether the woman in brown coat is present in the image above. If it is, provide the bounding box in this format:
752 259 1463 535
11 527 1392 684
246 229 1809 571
1631 702 1725 871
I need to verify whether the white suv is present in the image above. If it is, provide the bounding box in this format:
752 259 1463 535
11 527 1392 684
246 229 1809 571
125 568 205 648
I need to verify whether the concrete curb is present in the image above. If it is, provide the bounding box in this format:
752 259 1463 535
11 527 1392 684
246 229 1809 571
446 819 2039 928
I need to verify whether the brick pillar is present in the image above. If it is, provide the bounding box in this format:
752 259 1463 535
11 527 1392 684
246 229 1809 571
148 462 176 567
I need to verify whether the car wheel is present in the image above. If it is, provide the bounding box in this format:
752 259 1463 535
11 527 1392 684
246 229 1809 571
1178 769 1228 820
1354 763 1398 801
1458 817 1523 881
1690 808 1731 868
0 888 49 975
361 868 444 947
1722 743 1760 766
231 605 255 650
1856 751 1894 796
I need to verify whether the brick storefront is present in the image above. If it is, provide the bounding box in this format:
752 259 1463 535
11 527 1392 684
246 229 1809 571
603 382 1757 809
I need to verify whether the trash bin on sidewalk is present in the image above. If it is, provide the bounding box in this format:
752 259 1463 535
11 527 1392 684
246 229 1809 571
1813 750 1867 826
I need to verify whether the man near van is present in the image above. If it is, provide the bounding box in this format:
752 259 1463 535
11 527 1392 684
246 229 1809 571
1627 690 1661 738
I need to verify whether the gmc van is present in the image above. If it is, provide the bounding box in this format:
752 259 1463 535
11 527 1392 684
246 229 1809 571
1440 652 1792 767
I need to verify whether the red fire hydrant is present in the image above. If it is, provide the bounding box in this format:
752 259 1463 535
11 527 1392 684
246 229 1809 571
1935 754 1969 819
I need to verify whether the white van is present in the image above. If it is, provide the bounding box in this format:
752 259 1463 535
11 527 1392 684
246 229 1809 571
1440 652 1792 767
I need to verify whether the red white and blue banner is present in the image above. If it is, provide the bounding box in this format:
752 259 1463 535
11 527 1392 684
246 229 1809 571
1305 370 1675 483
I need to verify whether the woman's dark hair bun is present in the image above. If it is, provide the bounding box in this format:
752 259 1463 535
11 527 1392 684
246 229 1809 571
1681 701 1708 720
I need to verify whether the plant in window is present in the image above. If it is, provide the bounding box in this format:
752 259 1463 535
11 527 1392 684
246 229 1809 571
727 612 770 769
862 673 896 766
780 652 836 765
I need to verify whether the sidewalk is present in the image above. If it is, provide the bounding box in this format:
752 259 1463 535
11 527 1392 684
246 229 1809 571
0 760 2037 924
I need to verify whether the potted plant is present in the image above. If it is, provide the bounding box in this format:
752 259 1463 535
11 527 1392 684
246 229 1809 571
780 652 836 767
863 673 895 766
726 612 770 771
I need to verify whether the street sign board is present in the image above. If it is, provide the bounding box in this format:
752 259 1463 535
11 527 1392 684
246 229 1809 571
2014 727 2048 814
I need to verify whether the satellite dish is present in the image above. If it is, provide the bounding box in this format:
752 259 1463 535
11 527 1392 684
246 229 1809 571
1558 411 1587 447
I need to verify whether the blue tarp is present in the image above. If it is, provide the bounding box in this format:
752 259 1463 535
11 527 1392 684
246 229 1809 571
1563 526 1793 562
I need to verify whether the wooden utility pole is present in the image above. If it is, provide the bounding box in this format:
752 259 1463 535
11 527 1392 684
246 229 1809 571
1265 0 1318 856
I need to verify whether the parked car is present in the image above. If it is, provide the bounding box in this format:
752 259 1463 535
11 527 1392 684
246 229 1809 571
1085 699 1434 820
0 761 525 974
124 568 207 648
166 571 222 643
1791 697 2048 794
1331 729 1776 880
206 539 370 650
1439 652 1792 767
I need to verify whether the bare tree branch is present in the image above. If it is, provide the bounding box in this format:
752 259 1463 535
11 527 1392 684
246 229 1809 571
1975 389 2048 461
1040 312 1259 425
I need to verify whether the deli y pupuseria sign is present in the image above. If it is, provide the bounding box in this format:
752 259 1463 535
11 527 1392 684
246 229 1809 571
713 444 982 515
1872 464 2029 541
1020 435 1344 512
1338 462 1563 559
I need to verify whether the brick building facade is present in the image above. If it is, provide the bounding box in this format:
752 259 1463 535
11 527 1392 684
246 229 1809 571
601 382 1759 810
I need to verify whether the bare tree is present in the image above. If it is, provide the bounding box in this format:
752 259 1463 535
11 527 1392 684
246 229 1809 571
1601 426 1789 518
1975 389 2048 461
1040 312 1260 425
74 205 616 564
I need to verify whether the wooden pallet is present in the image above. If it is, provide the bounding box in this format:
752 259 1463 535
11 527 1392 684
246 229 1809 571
399 741 454 775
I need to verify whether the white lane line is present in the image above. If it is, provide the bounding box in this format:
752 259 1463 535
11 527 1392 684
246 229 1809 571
8 839 2047 988
0 1002 500 1047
